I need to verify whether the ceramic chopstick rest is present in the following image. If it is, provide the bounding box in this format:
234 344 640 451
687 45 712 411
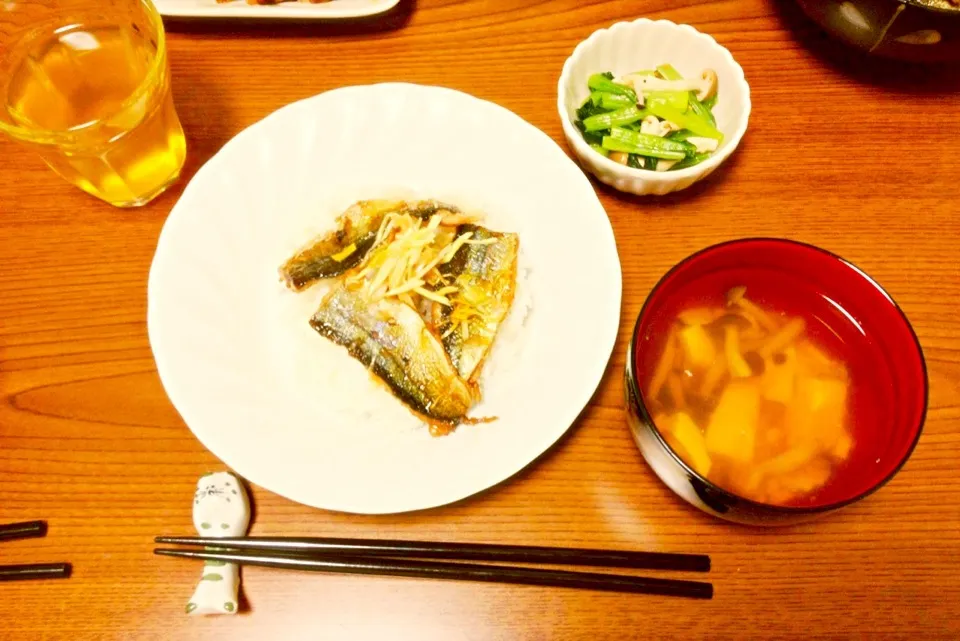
185 471 251 615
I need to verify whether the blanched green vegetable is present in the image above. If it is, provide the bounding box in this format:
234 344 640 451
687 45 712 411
601 127 690 160
655 64 683 81
646 100 723 141
672 152 713 170
587 73 637 101
687 95 717 129
591 91 635 110
574 65 720 172
583 106 648 132
602 137 686 160
644 90 689 111
589 143 609 157
655 64 717 128
609 127 693 153
574 119 603 146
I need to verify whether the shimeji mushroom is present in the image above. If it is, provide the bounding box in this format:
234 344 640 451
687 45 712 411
660 120 682 135
697 70 718 102
625 69 719 104
685 136 720 154
640 115 680 138
640 115 664 136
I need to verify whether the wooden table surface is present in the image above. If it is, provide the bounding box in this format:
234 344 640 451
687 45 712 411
2 0 959 638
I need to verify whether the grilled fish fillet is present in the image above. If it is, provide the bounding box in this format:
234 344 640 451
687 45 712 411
437 225 519 382
280 199 459 292
309 285 476 425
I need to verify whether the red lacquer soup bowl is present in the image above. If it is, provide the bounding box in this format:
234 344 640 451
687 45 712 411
624 239 928 525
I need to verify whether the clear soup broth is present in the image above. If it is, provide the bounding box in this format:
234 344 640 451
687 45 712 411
637 270 889 508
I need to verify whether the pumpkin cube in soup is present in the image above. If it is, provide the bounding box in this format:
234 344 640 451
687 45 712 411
781 457 832 495
830 428 854 461
666 412 711 476
789 377 849 451
678 324 717 369
754 412 789 462
652 413 675 434
761 346 797 404
756 442 817 476
763 478 798 506
726 457 767 496
705 380 761 464
797 341 848 382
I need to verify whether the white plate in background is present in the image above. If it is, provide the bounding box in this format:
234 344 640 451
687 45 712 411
147 83 622 514
155 0 400 20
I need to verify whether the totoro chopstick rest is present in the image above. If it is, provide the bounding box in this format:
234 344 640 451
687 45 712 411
185 472 251 615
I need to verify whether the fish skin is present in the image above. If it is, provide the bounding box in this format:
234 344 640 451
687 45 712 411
309 285 475 425
438 225 519 382
280 199 460 292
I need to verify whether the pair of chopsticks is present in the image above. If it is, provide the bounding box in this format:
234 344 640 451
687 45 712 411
155 535 713 599
0 521 72 582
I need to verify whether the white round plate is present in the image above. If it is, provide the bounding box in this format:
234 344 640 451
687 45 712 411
148 83 622 514
154 0 400 20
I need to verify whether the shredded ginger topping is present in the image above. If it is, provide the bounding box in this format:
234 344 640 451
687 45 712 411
442 277 498 341
345 210 494 309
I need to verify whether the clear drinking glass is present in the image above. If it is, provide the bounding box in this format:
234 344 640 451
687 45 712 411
0 0 186 207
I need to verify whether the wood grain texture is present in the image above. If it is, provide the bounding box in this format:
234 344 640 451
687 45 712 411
1 0 959 639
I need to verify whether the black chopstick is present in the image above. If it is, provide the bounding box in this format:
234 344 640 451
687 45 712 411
154 548 712 600
153 536 710 572
0 521 47 542
0 521 72 581
0 563 72 582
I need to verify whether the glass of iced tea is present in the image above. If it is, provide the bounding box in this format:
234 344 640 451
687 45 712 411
0 0 186 207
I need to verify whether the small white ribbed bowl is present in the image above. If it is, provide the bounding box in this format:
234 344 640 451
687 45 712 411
557 19 751 196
